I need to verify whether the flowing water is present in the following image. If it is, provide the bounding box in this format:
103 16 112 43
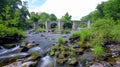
0 30 71 67
37 55 54 67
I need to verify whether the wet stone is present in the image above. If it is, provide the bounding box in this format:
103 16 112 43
81 52 94 61
90 63 104 67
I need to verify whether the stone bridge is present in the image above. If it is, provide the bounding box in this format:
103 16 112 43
30 21 91 32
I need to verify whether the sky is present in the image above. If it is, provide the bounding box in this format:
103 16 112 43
21 0 108 20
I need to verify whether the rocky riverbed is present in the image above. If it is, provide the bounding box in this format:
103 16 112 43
0 30 70 67
0 30 120 67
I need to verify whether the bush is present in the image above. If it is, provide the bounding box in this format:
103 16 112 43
58 37 64 44
0 24 8 37
71 31 81 38
37 27 46 32
61 29 70 34
93 44 104 57
0 24 25 38
110 24 120 41
80 29 91 41
71 29 91 41
90 18 120 44
91 18 115 42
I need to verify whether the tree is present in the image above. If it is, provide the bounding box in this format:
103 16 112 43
0 0 29 39
103 0 120 20
49 14 57 21
29 12 39 22
38 12 50 22
0 0 29 29
81 0 120 22
61 12 72 23
96 2 105 18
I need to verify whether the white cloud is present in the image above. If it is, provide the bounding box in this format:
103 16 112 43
28 0 108 20
31 0 38 4
21 0 27 2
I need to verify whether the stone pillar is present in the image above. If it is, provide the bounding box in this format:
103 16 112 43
58 21 61 32
33 23 36 30
34 22 39 31
87 21 91 28
72 22 78 31
45 22 49 32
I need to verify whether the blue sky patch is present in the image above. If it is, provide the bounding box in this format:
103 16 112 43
28 0 46 9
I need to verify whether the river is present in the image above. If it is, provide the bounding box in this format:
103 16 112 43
0 30 71 67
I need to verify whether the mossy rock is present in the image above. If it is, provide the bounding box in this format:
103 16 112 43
49 50 55 56
69 57 77 65
56 51 60 57
3 43 16 49
21 46 30 52
21 42 27 47
106 57 116 63
75 48 84 55
58 53 65 58
31 52 40 60
0 56 20 66
62 51 68 57
51 46 56 51
57 58 68 64
59 45 65 51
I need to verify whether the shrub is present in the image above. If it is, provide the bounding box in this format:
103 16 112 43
58 37 64 45
0 24 8 37
71 29 91 41
77 40 84 47
93 44 104 57
80 29 91 41
71 31 81 38
91 18 115 42
0 24 25 38
61 29 70 34
110 24 120 41
37 27 46 32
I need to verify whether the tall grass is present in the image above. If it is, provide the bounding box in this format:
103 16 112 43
58 37 64 44
93 44 104 57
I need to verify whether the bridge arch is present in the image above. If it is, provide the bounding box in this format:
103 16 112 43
30 21 91 32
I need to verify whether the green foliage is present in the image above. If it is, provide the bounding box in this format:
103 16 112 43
80 29 91 41
49 50 55 56
49 14 57 21
61 12 72 23
70 51 75 57
29 12 39 22
0 24 25 38
81 10 101 22
38 12 50 22
63 23 72 29
71 31 81 38
103 0 120 20
81 0 120 22
29 12 57 23
0 0 29 40
110 23 120 41
37 27 46 32
0 0 29 29
61 29 70 34
71 29 91 41
78 22 87 28
58 37 64 44
77 40 84 47
91 18 118 42
93 44 104 57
